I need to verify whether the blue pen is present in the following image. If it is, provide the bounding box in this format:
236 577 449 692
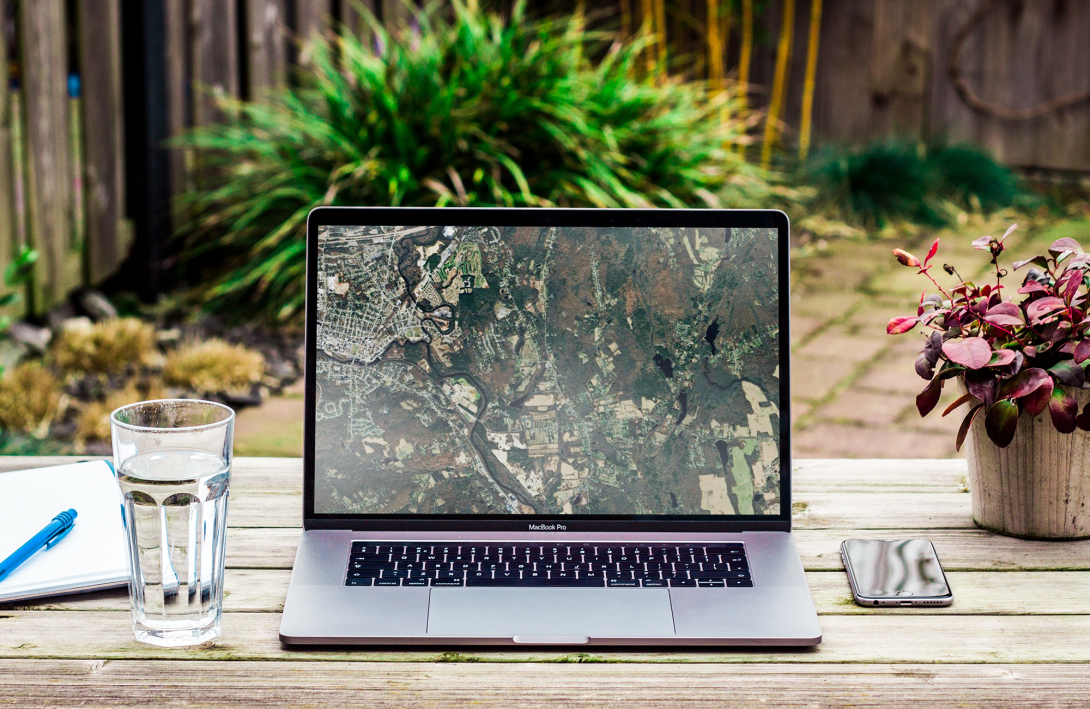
0 509 78 584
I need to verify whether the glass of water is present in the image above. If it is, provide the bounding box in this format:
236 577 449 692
110 399 234 647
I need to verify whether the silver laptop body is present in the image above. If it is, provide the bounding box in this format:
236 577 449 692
280 207 820 646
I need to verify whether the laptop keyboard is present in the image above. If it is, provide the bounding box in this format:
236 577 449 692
344 542 751 588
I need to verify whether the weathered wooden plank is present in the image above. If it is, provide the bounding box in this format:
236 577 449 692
163 0 191 199
191 0 240 129
0 10 15 292
77 0 127 283
7 568 1089 617
2 612 1090 662
18 0 79 312
797 528 1090 572
245 0 290 98
294 0 333 51
0 660 1089 708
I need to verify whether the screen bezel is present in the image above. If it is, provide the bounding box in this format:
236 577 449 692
304 207 791 532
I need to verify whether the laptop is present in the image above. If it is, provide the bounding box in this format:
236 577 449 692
279 207 821 646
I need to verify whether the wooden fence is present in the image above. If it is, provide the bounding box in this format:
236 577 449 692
1 0 1088 320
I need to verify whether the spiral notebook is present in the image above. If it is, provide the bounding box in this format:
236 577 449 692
0 460 129 603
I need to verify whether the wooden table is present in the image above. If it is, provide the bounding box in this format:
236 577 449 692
1 456 1088 707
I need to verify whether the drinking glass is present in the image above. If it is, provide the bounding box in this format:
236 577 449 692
111 399 234 647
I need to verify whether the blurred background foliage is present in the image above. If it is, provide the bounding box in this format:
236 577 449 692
174 0 780 323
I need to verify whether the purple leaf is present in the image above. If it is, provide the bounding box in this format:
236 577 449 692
984 302 1024 327
1026 296 1066 325
999 367 1051 399
942 337 993 369
956 404 984 452
1013 256 1048 271
916 377 942 418
893 249 920 268
1050 388 1078 434
985 350 1017 367
887 316 918 335
1022 382 1053 417
915 353 935 380
1074 339 1090 364
1049 360 1086 388
1049 237 1083 260
999 224 1018 243
1061 269 1082 303
965 368 997 409
924 239 940 267
942 393 976 417
1017 280 1048 295
985 400 1020 448
971 236 993 251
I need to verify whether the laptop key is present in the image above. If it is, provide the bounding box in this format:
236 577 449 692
641 579 668 587
465 578 603 587
669 579 696 587
608 578 639 587
432 579 464 586
350 553 389 562
345 578 373 586
403 578 429 586
697 580 726 587
728 579 754 587
375 578 401 586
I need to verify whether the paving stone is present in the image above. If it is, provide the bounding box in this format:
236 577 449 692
792 423 959 459
814 390 905 427
855 362 931 396
790 315 825 346
796 333 887 365
791 355 856 402
790 292 863 319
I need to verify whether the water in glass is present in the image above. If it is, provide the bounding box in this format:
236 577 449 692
117 450 230 646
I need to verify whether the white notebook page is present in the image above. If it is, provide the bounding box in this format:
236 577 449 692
0 460 129 602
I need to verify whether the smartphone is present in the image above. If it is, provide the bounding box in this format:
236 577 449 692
841 539 953 607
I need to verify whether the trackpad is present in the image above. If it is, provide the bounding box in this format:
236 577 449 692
427 588 675 638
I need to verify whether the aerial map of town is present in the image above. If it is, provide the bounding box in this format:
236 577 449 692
314 224 781 517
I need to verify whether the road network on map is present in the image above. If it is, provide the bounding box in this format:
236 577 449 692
314 224 781 516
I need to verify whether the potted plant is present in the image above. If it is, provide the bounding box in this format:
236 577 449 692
887 224 1090 539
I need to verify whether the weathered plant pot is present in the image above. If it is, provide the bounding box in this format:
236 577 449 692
962 382 1090 540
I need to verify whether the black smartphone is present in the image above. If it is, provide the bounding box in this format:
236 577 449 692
840 539 953 607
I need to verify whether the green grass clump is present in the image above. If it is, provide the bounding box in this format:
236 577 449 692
0 362 61 434
53 318 158 376
175 0 768 323
163 340 265 395
805 139 1023 227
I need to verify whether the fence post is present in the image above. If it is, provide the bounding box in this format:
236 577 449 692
295 0 332 53
78 0 128 284
18 0 79 314
0 1 16 286
245 0 290 98
191 0 240 129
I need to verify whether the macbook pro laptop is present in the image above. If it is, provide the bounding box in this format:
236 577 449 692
279 207 821 646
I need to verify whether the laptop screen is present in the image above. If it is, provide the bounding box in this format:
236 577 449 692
313 222 782 520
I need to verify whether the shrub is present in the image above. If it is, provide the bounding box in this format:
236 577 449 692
53 318 158 376
163 339 265 395
175 0 768 323
0 362 61 433
805 140 1022 227
76 380 165 443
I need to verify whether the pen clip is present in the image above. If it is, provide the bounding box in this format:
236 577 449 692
45 524 73 549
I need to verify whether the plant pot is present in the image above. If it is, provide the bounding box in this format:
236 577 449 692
962 381 1090 540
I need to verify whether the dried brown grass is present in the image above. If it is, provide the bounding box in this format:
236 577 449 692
75 380 166 443
0 362 61 433
163 339 265 395
53 318 158 375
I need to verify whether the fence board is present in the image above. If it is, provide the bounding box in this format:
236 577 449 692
295 0 333 52
0 2 16 292
164 0 190 199
191 0 241 128
245 0 290 97
78 0 127 284
930 0 1090 171
18 0 79 313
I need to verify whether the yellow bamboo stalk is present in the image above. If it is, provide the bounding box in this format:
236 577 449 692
761 0 795 169
654 0 667 70
620 0 633 38
798 0 823 161
641 0 655 74
707 0 723 92
720 0 732 78
738 0 753 107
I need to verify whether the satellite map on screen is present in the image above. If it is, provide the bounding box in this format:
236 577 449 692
314 224 781 516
